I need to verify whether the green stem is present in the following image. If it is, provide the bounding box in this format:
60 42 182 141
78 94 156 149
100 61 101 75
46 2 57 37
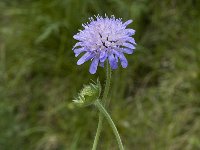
92 114 103 150
95 100 124 150
92 61 111 150
102 60 111 104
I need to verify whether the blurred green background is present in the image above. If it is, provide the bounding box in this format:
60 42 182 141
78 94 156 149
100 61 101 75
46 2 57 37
0 0 200 150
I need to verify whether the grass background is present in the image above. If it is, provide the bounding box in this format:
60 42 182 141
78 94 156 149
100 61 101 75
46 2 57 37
0 0 200 149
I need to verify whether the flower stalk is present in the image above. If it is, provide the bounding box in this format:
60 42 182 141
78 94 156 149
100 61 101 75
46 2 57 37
92 61 111 150
94 100 124 150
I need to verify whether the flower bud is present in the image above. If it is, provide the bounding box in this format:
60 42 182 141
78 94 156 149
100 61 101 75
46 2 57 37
73 79 101 107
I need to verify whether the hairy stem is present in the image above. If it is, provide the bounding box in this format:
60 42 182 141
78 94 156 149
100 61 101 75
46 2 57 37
95 100 124 150
92 61 111 150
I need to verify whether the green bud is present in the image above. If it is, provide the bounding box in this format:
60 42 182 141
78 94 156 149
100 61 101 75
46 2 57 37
73 79 101 107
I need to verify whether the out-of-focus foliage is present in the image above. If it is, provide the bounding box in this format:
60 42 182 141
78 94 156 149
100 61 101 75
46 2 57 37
0 0 200 149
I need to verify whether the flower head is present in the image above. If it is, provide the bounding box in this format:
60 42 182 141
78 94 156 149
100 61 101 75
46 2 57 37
73 15 136 74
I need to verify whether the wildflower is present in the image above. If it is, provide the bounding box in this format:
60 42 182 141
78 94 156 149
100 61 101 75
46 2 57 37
73 15 136 74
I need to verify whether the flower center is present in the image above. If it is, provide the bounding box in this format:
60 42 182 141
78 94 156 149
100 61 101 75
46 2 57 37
98 33 117 49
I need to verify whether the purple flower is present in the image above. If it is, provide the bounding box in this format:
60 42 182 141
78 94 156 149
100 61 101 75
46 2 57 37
73 15 136 74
